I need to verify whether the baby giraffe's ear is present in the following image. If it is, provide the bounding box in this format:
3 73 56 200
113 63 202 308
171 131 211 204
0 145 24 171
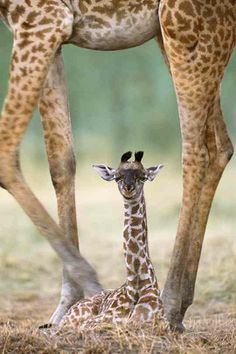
93 164 116 181
146 165 164 181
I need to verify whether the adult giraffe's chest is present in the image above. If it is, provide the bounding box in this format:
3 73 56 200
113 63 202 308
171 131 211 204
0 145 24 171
69 0 160 50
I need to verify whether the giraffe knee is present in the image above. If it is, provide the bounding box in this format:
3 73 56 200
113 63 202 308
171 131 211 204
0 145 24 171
49 150 76 192
0 152 20 190
216 140 234 169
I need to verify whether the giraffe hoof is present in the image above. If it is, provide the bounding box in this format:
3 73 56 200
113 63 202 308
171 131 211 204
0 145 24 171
170 321 186 333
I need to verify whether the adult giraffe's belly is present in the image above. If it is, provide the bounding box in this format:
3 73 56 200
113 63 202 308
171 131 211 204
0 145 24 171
69 0 160 50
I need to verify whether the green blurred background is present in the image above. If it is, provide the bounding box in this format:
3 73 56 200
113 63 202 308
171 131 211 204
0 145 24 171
0 21 236 321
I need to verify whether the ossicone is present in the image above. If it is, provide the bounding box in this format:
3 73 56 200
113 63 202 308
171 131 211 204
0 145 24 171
135 151 144 162
121 151 132 162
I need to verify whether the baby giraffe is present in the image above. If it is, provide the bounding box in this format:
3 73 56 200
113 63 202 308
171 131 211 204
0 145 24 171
60 151 166 330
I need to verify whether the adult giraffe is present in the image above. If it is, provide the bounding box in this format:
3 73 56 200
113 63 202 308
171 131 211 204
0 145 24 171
0 0 235 331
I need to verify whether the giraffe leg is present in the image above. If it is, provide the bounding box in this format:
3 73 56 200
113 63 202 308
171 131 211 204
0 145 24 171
39 51 84 324
0 4 102 322
163 90 233 330
163 92 233 330
159 0 235 329
179 102 233 319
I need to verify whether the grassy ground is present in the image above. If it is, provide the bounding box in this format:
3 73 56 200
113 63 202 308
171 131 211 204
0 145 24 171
0 158 236 353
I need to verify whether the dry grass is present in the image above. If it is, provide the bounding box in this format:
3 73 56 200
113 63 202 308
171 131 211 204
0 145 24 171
0 159 236 353
1 312 236 353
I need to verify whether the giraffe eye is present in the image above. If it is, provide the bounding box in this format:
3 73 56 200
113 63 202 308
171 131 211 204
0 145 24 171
140 176 147 183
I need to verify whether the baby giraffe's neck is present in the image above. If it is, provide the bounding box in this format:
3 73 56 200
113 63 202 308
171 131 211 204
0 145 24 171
123 191 157 301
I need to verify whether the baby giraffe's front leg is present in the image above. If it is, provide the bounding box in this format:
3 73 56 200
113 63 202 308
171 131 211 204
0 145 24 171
130 288 166 327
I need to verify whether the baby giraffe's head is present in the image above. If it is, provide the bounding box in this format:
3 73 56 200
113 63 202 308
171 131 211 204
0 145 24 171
93 151 163 200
